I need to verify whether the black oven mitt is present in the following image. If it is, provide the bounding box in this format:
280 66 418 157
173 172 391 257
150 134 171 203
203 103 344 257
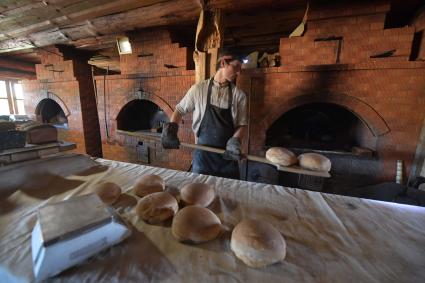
162 122 180 149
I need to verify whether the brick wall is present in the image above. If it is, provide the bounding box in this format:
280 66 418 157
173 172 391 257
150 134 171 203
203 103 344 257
120 29 191 75
238 1 425 182
280 2 414 65
95 29 196 171
22 46 102 157
21 2 425 183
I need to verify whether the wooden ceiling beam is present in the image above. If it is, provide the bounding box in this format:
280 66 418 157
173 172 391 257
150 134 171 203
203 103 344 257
209 0 306 13
0 0 170 39
0 0 43 14
0 57 36 73
0 0 306 56
0 68 36 80
226 8 303 28
0 0 200 53
71 34 119 49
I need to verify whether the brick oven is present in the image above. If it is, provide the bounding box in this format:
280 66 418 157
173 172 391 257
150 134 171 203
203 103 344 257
94 29 195 171
20 1 425 192
22 46 102 157
238 1 425 192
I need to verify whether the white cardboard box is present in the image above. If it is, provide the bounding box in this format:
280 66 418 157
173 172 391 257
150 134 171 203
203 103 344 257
31 194 131 281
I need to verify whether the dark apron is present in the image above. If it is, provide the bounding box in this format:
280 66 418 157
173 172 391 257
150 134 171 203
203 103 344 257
192 79 240 179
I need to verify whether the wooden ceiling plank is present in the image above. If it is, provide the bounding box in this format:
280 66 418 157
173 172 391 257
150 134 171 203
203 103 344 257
209 0 305 12
0 0 112 33
0 68 36 80
0 0 198 53
0 0 168 37
84 1 199 31
226 9 304 28
0 57 35 73
60 0 170 22
0 1 45 16
72 35 118 49
0 0 306 54
0 0 41 14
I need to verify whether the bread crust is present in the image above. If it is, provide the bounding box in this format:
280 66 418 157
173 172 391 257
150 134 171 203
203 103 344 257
230 219 286 268
136 192 178 224
94 182 121 205
180 183 215 207
171 206 222 244
298 153 331 172
265 147 298 166
133 174 165 197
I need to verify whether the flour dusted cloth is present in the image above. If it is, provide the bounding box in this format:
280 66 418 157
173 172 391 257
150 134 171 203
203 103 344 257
1 154 424 282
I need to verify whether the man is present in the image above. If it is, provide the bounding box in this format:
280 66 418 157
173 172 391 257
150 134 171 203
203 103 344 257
161 49 248 179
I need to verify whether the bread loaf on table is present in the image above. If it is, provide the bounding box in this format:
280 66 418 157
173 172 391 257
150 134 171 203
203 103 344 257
94 182 122 205
298 153 331 172
230 219 287 268
20 122 57 144
133 174 165 197
171 206 222 244
180 183 215 207
136 192 178 224
265 147 297 166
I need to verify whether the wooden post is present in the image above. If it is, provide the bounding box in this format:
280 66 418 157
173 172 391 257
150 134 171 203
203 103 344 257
194 7 224 83
193 50 207 83
208 48 218 78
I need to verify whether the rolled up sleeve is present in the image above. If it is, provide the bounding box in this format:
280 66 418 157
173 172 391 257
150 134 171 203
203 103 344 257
175 85 196 115
235 92 248 127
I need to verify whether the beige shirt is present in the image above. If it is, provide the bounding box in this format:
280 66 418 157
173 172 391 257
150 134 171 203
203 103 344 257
176 78 248 136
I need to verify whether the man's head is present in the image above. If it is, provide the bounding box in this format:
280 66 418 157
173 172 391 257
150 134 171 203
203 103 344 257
216 47 244 82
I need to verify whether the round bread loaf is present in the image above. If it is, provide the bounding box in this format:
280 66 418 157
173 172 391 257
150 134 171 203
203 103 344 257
94 182 121 205
298 153 331 172
133 174 165 197
171 206 222 244
136 192 178 224
230 219 286 268
180 183 215 207
265 147 297 166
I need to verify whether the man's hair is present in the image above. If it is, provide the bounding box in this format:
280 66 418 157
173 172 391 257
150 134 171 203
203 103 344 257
216 47 244 70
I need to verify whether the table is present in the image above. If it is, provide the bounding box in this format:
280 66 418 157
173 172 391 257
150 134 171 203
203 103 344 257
0 154 424 282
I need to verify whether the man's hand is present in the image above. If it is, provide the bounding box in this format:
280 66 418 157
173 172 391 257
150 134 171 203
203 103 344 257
226 137 241 156
162 122 180 149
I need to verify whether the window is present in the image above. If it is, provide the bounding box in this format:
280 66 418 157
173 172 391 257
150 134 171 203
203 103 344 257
0 80 26 115
0 81 10 114
13 82 25 114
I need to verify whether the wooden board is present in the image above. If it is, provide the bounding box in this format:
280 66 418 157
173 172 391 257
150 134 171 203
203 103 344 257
0 141 76 165
117 130 331 178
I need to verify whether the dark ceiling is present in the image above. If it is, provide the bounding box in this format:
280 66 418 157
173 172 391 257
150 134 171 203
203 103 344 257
0 0 423 73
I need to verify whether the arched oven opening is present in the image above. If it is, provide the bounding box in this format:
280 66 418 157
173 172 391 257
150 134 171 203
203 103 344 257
117 99 169 133
35 98 68 128
116 99 170 164
263 103 379 194
266 103 374 153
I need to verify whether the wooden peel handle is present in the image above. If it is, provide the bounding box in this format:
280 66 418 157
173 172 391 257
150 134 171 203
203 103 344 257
116 130 331 178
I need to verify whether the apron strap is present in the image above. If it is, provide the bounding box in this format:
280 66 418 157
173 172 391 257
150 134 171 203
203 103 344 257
227 83 233 109
206 78 214 107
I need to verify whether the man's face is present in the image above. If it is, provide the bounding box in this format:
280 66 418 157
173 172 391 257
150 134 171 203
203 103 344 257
222 59 242 82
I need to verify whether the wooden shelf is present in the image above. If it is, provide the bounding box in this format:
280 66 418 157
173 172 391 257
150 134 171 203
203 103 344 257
0 141 76 165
